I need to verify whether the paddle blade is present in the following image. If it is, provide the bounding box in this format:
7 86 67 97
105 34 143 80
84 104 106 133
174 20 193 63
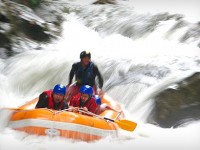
115 119 137 132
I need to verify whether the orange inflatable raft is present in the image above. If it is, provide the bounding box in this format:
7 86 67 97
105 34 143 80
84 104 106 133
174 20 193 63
7 94 131 142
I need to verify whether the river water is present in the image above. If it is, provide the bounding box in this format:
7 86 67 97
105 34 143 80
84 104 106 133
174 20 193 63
0 0 200 149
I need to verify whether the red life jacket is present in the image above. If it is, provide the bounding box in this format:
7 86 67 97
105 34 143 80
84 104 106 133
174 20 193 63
69 93 98 114
44 90 64 110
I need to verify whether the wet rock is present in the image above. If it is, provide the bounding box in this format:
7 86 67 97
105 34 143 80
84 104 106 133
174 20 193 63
0 48 9 59
26 0 41 8
7 1 65 39
34 2 64 24
0 13 9 23
178 21 200 45
0 33 10 47
8 2 52 41
151 72 200 127
19 19 50 41
0 33 11 58
9 0 41 9
0 0 65 58
93 0 116 4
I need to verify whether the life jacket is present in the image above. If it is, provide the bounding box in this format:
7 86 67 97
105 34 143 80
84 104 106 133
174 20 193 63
70 93 98 113
44 90 64 110
75 62 95 86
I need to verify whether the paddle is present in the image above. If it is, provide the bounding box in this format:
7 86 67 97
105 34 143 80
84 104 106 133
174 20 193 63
78 109 137 132
103 117 137 132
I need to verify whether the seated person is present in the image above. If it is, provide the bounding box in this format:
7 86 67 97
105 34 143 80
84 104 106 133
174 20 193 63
69 85 98 114
94 95 113 114
35 84 68 110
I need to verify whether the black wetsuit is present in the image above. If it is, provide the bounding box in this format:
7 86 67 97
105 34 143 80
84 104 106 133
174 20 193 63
68 62 103 88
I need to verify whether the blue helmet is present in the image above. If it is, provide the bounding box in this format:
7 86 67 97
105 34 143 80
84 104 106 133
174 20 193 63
53 84 66 95
94 95 101 105
80 85 93 95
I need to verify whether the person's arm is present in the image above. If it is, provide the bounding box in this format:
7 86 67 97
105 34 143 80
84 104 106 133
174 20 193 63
68 63 77 85
62 101 69 110
93 64 103 89
35 93 48 108
88 99 98 114
69 95 77 107
69 97 79 112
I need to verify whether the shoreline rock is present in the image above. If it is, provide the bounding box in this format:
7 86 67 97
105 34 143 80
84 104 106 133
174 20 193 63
150 72 200 127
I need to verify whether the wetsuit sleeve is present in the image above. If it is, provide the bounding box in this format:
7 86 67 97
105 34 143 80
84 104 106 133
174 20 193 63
93 64 104 89
35 93 48 108
68 63 78 85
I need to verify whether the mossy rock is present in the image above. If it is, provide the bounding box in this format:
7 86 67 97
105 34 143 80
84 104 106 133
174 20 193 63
28 0 41 8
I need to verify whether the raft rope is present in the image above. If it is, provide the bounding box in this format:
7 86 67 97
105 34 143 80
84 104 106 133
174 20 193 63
78 109 109 121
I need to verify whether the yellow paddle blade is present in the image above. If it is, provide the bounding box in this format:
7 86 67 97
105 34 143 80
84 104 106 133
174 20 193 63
115 119 137 132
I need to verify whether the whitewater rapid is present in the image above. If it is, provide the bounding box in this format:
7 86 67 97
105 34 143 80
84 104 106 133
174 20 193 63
0 0 200 150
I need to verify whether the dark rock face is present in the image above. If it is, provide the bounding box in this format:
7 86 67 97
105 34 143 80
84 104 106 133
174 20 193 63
0 13 9 23
93 0 116 4
0 17 12 58
0 33 11 49
0 0 65 58
151 72 200 128
7 2 52 41
19 19 50 41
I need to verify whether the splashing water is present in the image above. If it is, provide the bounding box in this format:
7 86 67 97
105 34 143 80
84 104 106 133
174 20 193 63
0 0 200 149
